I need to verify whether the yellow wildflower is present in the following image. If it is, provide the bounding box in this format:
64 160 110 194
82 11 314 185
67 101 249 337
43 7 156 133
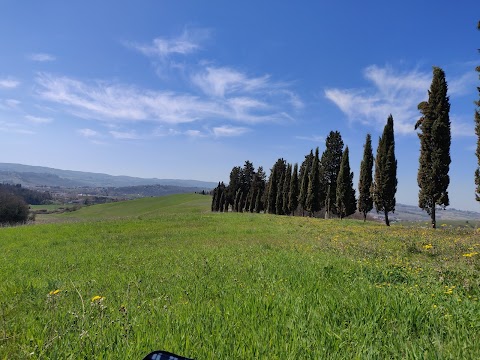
422 244 433 250
49 289 61 296
91 295 105 302
462 252 479 258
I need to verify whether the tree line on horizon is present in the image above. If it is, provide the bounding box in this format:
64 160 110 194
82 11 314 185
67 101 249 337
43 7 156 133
213 60 468 228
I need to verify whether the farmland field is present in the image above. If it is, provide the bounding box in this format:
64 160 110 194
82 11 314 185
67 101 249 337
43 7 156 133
1 194 480 359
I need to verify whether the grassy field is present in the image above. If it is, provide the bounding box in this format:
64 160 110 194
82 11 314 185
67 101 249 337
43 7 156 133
1 194 480 359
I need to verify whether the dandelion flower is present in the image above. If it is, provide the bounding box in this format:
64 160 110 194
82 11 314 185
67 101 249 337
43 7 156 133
91 295 105 302
49 289 61 296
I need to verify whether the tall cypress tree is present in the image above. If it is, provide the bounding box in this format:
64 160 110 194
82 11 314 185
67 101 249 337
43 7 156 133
288 163 299 216
415 67 451 229
298 150 313 216
267 158 286 214
373 115 397 226
228 166 242 211
336 147 356 219
320 131 344 218
306 147 321 216
276 170 285 215
282 163 292 215
358 134 374 221
475 21 480 202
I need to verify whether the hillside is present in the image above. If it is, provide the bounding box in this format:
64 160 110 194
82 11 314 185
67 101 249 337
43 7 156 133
0 163 216 189
1 194 480 358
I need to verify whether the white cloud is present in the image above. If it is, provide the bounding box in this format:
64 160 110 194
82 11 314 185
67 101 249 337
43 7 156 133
25 115 53 124
109 130 140 140
0 120 34 134
29 53 56 62
128 28 209 58
0 78 20 89
448 71 477 97
295 135 324 142
36 72 299 126
213 125 250 137
191 66 270 97
78 128 100 137
185 129 205 137
0 99 21 110
451 115 475 137
325 65 473 136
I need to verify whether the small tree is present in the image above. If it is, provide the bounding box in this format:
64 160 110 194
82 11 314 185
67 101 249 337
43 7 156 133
415 67 451 229
336 147 356 219
358 134 374 221
373 115 397 226
0 192 29 225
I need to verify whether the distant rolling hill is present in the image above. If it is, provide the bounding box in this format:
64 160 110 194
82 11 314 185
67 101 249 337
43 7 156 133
371 203 480 222
0 163 216 189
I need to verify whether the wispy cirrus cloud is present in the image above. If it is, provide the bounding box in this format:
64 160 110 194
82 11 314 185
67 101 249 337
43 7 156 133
78 128 100 138
36 72 298 126
0 99 21 110
191 66 270 97
0 77 20 89
212 125 250 137
325 65 474 136
127 28 209 58
0 120 34 134
25 115 53 124
295 135 324 142
29 53 56 62
109 130 140 140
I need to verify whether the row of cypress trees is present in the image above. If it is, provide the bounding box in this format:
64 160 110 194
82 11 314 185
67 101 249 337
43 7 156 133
213 62 464 228
212 115 398 225
214 22 480 229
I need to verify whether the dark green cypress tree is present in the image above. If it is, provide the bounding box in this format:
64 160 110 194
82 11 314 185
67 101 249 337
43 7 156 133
282 163 292 215
320 131 344 218
266 159 286 214
276 170 285 215
254 166 267 213
306 147 321 216
358 134 374 221
219 191 225 212
475 21 480 202
336 147 356 219
211 183 218 211
228 166 242 211
255 191 262 213
288 163 299 215
234 189 242 212
415 67 451 229
298 150 313 216
373 115 397 226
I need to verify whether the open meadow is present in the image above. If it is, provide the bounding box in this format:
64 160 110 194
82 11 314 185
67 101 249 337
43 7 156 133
1 194 480 359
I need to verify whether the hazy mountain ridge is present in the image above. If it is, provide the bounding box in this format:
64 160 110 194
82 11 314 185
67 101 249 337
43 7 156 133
0 163 217 189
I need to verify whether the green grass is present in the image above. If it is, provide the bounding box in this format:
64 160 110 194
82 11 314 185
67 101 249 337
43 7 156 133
1 194 480 359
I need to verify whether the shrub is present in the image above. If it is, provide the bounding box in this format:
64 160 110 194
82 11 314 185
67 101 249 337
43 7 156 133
0 192 30 225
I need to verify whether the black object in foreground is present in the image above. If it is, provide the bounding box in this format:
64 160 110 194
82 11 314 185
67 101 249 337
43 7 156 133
143 350 194 360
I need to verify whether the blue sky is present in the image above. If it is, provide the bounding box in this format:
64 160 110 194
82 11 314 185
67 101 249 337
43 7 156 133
0 1 479 211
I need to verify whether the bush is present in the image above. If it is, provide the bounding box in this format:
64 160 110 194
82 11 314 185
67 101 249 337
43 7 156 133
0 192 30 225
